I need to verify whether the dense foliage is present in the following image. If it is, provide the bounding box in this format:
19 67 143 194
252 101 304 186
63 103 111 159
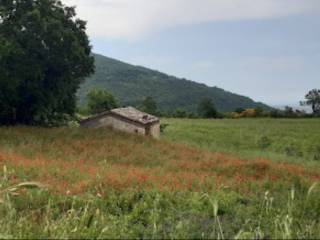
197 98 219 118
78 54 270 113
86 88 117 114
0 0 94 125
140 96 158 116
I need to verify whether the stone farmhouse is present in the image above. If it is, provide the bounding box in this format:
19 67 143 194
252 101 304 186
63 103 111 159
80 107 160 138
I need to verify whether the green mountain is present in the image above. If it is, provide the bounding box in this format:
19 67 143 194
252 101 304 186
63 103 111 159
78 54 270 112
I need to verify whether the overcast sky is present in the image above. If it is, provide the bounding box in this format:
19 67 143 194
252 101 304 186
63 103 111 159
65 0 320 106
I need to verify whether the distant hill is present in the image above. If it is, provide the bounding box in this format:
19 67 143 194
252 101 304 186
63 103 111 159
78 53 270 112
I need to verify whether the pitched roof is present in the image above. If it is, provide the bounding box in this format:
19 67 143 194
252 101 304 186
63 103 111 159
111 107 159 125
80 107 159 126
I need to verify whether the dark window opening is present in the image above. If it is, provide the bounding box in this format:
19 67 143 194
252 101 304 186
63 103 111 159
146 126 151 136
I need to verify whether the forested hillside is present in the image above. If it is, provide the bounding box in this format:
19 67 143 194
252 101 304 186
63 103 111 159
78 54 270 112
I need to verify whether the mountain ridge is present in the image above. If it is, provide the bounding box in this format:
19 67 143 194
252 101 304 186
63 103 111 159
78 53 270 112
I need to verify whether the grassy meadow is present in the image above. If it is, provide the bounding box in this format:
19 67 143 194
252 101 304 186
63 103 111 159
0 118 319 238
163 118 320 165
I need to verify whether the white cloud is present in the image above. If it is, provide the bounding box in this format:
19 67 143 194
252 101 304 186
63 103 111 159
63 0 320 39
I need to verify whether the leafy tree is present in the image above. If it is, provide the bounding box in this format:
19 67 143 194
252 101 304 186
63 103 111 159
270 109 283 118
87 89 117 114
301 89 320 116
0 0 94 125
284 106 295 118
141 96 158 115
173 108 187 118
198 98 218 118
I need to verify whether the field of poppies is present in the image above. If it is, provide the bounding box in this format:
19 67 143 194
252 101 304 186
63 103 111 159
0 118 319 238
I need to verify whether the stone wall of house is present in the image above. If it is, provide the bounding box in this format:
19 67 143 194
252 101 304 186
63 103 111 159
81 115 161 138
100 116 145 135
82 115 146 135
149 123 160 139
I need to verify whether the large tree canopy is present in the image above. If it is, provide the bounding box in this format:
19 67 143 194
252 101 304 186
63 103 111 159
0 0 94 125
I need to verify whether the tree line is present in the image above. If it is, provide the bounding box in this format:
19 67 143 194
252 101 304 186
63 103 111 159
82 88 320 119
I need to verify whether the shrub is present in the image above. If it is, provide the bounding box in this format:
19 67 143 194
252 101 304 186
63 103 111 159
160 124 169 133
285 144 303 157
225 112 241 119
240 108 257 118
68 121 80 128
173 108 188 118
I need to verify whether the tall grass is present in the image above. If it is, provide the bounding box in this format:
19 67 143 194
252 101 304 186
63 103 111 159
0 121 319 238
0 169 319 239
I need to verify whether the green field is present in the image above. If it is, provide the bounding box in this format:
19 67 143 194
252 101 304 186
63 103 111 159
0 119 319 239
163 118 320 165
